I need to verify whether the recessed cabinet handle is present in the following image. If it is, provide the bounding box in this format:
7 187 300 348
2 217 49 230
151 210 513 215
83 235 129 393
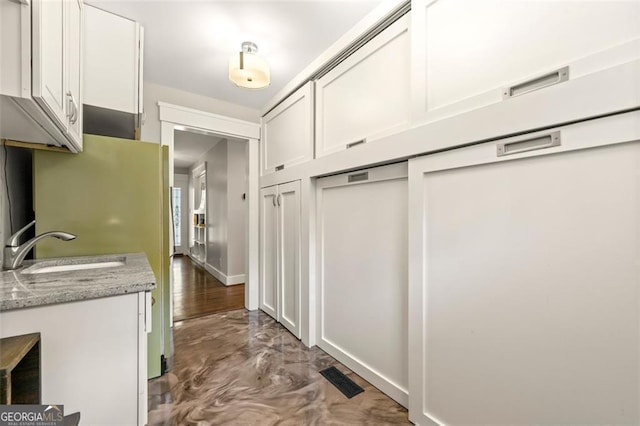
272 196 276 207
497 131 561 157
348 172 369 183
346 139 366 149
502 66 569 99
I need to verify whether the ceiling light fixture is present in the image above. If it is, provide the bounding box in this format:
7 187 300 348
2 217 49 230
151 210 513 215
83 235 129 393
228 41 270 89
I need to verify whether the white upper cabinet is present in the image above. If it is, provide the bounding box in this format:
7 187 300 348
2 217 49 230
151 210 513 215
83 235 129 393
0 0 83 152
84 5 143 115
66 0 83 145
411 0 640 137
315 13 410 158
261 82 314 175
31 0 67 130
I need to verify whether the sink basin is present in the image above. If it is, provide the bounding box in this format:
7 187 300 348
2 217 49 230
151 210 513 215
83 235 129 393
21 258 125 275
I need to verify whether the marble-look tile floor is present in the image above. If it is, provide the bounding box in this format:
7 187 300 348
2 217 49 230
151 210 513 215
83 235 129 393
148 309 410 425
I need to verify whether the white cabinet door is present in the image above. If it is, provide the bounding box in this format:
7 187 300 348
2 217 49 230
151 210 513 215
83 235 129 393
412 0 640 135
65 0 83 150
277 181 301 338
31 0 68 130
260 181 302 339
259 186 278 319
408 112 640 425
261 82 313 175
84 5 142 114
315 14 410 158
316 163 408 406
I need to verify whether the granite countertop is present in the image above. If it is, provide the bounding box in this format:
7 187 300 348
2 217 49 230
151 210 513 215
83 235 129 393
0 253 156 311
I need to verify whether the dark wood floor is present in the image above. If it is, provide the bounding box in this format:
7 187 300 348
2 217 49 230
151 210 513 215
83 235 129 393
172 255 245 323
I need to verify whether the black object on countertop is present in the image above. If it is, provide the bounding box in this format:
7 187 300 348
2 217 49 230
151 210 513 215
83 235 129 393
319 366 364 399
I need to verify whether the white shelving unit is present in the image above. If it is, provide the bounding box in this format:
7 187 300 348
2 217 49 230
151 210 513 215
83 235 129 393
191 212 206 263
190 163 206 265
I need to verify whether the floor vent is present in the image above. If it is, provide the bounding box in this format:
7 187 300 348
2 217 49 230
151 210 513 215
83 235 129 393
319 366 364 399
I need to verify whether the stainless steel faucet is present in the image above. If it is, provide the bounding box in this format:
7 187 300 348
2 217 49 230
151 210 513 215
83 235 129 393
3 220 76 270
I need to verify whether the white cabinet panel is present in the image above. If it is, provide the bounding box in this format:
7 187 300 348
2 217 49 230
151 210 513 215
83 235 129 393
316 163 408 406
259 186 278 320
84 5 143 114
315 14 410 158
32 0 67 129
261 82 313 175
412 0 640 136
65 0 83 149
408 112 640 425
260 181 301 338
277 181 301 337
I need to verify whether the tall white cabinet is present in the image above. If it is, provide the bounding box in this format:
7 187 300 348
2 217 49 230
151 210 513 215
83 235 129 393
256 1 640 423
316 163 408 406
407 112 640 425
260 181 301 338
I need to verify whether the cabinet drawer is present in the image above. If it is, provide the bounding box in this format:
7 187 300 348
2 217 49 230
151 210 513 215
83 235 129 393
411 0 640 132
315 14 410 158
261 82 313 175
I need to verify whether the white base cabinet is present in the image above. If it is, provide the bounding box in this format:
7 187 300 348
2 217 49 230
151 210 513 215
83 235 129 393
260 181 301 338
411 0 640 140
261 82 314 176
408 111 640 425
0 292 151 426
315 14 410 158
316 163 408 406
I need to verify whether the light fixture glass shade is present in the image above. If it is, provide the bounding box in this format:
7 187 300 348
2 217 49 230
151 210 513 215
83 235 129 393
228 42 270 89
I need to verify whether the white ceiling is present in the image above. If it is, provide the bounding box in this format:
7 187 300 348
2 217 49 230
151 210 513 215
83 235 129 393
87 0 383 110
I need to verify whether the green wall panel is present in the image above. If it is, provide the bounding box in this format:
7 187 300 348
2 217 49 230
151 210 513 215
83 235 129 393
33 134 169 379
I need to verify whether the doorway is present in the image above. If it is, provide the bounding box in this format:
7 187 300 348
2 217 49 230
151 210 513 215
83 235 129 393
159 103 260 326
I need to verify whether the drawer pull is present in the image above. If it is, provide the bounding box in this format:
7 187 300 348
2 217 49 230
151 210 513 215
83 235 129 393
275 164 285 171
346 139 366 149
348 172 369 183
497 131 561 157
502 66 569 99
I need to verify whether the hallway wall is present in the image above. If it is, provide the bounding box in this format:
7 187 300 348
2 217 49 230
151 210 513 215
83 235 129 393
190 138 247 284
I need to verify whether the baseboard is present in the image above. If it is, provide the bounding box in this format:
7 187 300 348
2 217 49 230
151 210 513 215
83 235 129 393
318 337 409 408
204 263 245 286
225 273 245 285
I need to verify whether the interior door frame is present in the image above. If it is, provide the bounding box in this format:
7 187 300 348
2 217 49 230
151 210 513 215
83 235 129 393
159 102 260 315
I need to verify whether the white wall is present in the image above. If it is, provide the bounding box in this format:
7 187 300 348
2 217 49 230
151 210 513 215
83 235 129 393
226 140 247 277
141 82 260 143
189 138 247 284
206 140 227 273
